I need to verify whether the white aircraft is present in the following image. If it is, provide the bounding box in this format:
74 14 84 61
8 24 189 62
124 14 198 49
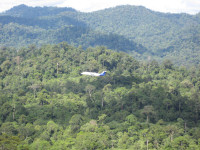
81 71 106 76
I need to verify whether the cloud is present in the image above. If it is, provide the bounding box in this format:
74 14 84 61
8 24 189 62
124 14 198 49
56 0 124 12
0 0 199 14
182 0 200 14
55 0 200 14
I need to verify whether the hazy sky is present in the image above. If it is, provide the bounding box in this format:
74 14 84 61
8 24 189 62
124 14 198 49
0 0 199 14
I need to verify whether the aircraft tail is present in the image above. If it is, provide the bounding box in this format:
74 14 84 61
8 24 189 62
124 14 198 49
100 71 106 76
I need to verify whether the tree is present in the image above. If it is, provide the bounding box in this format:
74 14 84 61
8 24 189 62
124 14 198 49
37 89 50 105
0 133 21 150
98 114 107 125
0 102 12 122
69 114 83 132
171 135 195 150
18 123 35 140
113 87 128 110
0 122 18 135
165 125 179 142
30 139 51 150
28 83 41 99
85 84 96 99
162 59 174 70
141 105 156 123
14 56 21 70
117 132 130 149
125 114 137 126
102 84 112 108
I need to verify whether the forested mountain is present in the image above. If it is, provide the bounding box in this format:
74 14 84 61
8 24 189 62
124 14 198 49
0 4 200 67
81 6 200 65
1 43 200 149
0 5 146 54
3 4 77 18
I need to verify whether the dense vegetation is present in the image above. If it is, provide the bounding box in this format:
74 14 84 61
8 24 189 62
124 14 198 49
0 5 145 54
0 5 200 67
1 43 200 149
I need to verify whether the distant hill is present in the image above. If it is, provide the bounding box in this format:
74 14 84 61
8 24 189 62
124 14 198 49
0 4 200 67
78 5 200 65
3 4 77 18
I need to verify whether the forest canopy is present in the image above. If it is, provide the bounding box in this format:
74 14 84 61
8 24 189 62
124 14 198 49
0 4 200 67
0 43 200 149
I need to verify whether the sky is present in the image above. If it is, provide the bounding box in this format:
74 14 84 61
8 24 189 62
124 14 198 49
0 0 199 15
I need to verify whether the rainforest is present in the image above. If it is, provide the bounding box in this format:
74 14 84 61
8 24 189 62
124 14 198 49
1 43 200 149
0 4 200 150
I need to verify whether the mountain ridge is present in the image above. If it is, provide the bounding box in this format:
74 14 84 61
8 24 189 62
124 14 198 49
2 4 77 18
0 4 200 67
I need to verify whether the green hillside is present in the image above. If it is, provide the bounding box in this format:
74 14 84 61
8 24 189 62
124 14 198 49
3 4 77 18
1 4 200 149
1 5 200 66
78 5 200 66
1 43 200 149
0 5 145 54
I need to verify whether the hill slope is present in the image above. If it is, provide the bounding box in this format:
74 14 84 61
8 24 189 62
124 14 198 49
0 5 145 54
0 4 200 66
1 43 200 149
78 5 200 65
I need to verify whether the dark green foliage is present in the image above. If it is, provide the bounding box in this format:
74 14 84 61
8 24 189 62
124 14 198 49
0 133 22 150
0 43 200 149
1 5 200 67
